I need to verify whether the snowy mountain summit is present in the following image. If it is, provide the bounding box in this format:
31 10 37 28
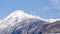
0 10 60 34
4 10 44 22
3 10 60 23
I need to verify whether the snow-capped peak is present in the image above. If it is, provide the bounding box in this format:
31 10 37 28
3 10 60 23
3 10 27 20
3 10 45 21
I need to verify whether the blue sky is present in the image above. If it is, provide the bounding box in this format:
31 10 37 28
0 0 60 19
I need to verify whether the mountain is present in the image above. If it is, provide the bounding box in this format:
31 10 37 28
42 20 60 34
0 10 47 34
46 19 60 23
0 10 60 34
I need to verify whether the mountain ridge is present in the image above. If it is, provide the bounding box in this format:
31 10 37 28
1 10 60 23
0 10 60 34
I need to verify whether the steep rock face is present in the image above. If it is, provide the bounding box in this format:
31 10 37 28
42 21 60 34
11 18 46 34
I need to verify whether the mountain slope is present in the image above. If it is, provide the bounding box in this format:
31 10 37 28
41 21 60 34
0 10 60 34
0 10 47 34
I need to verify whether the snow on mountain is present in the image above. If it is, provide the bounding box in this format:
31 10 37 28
2 10 60 23
1 10 45 26
0 10 47 34
4 10 59 22
2 10 47 26
3 10 45 21
0 10 60 34
46 19 60 23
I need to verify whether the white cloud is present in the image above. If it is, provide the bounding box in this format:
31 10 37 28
50 0 60 9
43 6 51 10
50 0 60 4
38 6 51 12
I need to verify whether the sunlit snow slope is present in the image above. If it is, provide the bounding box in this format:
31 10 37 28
0 10 60 34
